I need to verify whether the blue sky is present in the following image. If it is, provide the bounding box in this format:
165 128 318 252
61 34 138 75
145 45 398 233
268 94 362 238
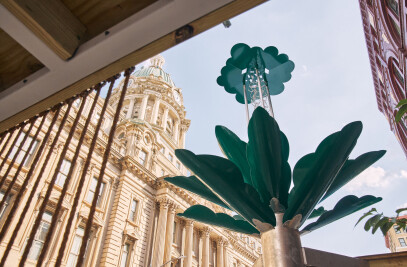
138 0 407 257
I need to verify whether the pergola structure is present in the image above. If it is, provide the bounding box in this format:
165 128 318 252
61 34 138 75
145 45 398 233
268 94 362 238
0 0 266 132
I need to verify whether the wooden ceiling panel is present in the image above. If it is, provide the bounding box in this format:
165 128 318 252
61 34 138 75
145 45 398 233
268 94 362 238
62 0 158 42
0 29 44 92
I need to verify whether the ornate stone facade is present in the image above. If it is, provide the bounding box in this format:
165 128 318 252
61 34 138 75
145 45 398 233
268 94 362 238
0 55 261 267
359 0 407 157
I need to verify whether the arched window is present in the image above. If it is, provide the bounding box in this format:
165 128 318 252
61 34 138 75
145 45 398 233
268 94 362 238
389 58 405 102
382 0 402 44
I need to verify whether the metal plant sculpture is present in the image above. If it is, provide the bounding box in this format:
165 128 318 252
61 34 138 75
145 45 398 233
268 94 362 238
165 44 386 266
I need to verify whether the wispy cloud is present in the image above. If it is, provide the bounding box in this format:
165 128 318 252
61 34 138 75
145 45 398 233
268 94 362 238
344 167 407 192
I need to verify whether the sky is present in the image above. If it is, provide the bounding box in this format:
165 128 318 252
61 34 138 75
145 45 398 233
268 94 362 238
132 0 407 257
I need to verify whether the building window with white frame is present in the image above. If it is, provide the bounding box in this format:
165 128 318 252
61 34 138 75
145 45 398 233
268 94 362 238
55 159 71 187
129 199 138 222
93 111 101 124
74 99 81 108
120 243 130 267
27 211 52 260
139 150 147 166
0 191 13 221
168 154 173 162
400 238 407 247
9 132 39 166
66 226 89 267
86 177 105 207
161 169 165 176
176 161 181 169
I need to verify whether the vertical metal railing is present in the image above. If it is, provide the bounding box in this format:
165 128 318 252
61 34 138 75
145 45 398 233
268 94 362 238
0 66 134 266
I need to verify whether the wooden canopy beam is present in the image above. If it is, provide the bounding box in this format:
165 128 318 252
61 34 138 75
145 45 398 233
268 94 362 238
0 0 86 60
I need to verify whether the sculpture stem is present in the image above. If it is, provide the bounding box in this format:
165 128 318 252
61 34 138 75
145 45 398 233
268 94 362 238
260 214 304 267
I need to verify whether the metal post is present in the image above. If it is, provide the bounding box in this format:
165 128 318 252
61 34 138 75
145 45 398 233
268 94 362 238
243 85 250 125
260 214 304 267
255 69 265 108
265 84 275 118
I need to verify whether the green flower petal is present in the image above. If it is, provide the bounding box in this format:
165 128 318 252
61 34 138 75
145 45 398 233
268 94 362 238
215 126 252 186
165 176 230 209
247 107 291 208
178 205 259 235
320 150 386 202
175 149 275 226
217 43 295 104
302 195 382 233
285 121 363 225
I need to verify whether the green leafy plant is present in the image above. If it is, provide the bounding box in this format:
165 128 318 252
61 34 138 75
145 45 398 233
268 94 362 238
165 107 385 235
395 99 407 123
356 208 407 235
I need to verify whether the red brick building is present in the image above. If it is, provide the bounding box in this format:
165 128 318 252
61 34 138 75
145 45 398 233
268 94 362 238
359 0 407 157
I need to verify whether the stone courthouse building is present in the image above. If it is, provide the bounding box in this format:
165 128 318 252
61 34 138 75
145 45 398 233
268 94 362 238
0 55 261 267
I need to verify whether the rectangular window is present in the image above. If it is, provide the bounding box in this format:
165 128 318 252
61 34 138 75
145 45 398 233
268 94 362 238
129 199 138 222
66 227 85 267
27 212 52 260
74 99 81 108
9 133 39 166
161 169 165 176
120 243 130 267
93 112 101 124
86 177 105 207
139 151 147 166
399 238 407 247
176 162 181 169
168 154 173 162
394 225 402 234
55 159 71 187
0 191 13 220
160 147 165 154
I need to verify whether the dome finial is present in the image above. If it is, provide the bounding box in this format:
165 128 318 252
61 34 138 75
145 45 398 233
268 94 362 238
149 54 165 68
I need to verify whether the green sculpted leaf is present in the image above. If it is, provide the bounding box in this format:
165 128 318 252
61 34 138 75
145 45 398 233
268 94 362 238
285 121 363 225
215 126 252 186
217 43 295 104
164 176 230 209
178 205 259 235
320 150 386 202
301 195 382 233
247 107 291 209
175 149 275 226
308 207 327 219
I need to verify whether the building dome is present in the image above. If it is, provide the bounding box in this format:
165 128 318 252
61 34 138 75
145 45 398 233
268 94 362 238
133 55 175 87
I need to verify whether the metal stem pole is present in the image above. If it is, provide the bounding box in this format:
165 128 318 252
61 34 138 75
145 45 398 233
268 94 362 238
243 84 250 125
265 84 275 118
260 213 304 267
256 69 266 108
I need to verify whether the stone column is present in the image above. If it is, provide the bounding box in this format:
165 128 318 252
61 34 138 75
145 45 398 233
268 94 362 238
151 98 161 124
180 125 187 148
216 238 224 267
162 107 169 130
174 120 180 143
139 95 149 120
126 98 135 119
184 220 194 267
151 199 169 267
223 241 229 267
201 227 211 267
163 204 177 264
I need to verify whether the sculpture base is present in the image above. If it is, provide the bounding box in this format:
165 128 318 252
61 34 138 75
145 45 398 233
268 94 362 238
260 226 303 267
